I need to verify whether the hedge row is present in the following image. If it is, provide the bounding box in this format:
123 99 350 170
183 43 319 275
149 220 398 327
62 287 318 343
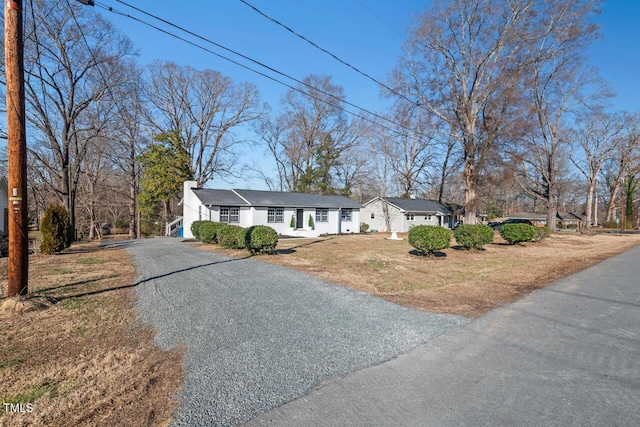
191 221 278 254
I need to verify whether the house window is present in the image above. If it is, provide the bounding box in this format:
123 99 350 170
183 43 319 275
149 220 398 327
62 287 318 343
370 213 375 219
406 214 415 221
316 208 329 223
220 207 239 223
267 207 284 223
341 209 353 222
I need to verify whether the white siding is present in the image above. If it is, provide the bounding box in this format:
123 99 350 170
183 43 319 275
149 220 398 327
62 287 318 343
182 181 200 239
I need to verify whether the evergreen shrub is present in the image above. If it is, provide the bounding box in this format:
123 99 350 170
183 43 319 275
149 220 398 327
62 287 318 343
533 226 552 242
198 221 222 244
190 220 209 240
500 223 536 245
454 224 494 250
217 224 244 249
248 225 278 254
408 225 451 256
40 205 71 254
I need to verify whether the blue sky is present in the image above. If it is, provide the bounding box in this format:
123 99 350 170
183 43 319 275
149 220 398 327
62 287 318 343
93 0 639 188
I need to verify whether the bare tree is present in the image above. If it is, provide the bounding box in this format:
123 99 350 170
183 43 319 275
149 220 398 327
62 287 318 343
22 0 133 238
571 110 624 228
378 102 439 197
262 74 366 194
145 61 262 186
509 0 602 231
393 0 537 223
600 114 640 222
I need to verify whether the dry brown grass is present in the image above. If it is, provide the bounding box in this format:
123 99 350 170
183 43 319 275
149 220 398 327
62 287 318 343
198 231 640 318
0 241 183 427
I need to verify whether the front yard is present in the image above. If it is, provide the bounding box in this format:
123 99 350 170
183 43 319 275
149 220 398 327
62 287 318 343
199 231 640 318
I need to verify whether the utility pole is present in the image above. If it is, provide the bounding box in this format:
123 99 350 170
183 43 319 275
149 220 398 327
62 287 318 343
5 0 29 297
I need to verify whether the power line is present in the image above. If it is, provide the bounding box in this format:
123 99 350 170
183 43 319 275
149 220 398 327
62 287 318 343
353 0 407 41
102 0 411 137
237 0 423 112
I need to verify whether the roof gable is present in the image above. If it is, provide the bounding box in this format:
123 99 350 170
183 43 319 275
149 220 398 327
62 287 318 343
369 197 452 214
192 189 249 206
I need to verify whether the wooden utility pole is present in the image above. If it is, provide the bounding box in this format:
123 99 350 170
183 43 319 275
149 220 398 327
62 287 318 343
5 0 29 297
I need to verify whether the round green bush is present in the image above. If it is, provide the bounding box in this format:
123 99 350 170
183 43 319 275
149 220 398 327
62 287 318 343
248 225 278 254
454 224 494 250
360 222 370 233
40 205 71 254
500 223 536 245
217 224 244 249
408 225 451 256
190 220 209 240
198 221 222 244
533 226 551 242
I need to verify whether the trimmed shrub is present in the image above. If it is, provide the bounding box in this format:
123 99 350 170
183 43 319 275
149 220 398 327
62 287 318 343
533 226 552 242
500 223 536 245
190 220 209 240
238 226 255 249
248 225 278 254
217 224 244 249
602 220 618 229
40 205 71 254
198 221 221 244
408 225 451 256
360 222 370 233
454 224 494 250
289 215 295 228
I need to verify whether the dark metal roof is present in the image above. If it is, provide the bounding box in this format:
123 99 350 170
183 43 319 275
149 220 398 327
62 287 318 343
385 197 453 215
234 189 362 208
192 188 362 209
192 189 249 206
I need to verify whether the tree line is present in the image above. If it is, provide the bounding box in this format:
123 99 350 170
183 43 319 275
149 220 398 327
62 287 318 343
1 0 638 241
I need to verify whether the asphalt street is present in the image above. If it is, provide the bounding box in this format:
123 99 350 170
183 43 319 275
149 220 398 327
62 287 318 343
246 244 640 426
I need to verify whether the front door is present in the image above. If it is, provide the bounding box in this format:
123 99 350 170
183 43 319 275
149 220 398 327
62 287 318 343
296 209 304 229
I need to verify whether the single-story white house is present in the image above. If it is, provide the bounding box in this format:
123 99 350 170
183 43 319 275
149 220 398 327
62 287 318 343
361 196 455 232
181 181 362 238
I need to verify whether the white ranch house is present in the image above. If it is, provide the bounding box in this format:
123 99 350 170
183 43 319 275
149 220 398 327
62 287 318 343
362 196 455 233
180 181 362 238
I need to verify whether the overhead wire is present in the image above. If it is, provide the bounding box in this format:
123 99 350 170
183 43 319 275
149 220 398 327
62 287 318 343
97 0 413 137
237 0 424 113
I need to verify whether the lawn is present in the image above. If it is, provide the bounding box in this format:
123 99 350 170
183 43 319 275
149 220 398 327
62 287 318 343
0 241 182 427
199 231 640 318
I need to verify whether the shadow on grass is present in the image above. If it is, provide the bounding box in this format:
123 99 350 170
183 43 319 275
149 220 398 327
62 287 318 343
275 236 334 255
409 249 447 258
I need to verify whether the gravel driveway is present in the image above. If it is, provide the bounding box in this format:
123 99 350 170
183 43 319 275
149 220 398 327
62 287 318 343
123 238 469 426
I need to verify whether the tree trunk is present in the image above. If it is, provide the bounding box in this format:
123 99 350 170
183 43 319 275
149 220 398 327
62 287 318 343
584 180 594 229
463 158 477 224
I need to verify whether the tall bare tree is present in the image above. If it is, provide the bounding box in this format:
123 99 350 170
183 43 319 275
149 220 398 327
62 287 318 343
261 74 366 194
509 0 602 231
145 61 262 186
393 0 536 223
571 110 624 228
22 0 133 238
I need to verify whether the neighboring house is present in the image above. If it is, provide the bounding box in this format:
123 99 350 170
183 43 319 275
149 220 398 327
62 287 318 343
361 196 455 233
181 181 362 238
506 212 548 227
0 178 8 236
507 212 583 229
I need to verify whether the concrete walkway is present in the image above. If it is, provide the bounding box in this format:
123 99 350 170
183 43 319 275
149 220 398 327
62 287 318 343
246 245 640 426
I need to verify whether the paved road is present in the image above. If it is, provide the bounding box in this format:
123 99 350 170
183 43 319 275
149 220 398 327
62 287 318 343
122 238 469 426
246 245 640 426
